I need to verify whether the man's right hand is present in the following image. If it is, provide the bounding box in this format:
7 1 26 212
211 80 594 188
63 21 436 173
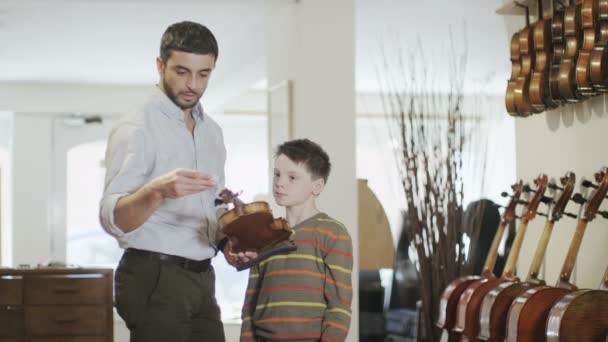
151 168 216 199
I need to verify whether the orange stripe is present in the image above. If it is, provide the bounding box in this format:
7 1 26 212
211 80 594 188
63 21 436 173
299 227 351 240
294 239 353 257
323 335 342 342
257 317 322 323
324 320 350 332
264 269 352 290
246 286 351 306
266 269 326 279
325 277 353 290
250 285 325 294
241 331 254 337
272 332 320 339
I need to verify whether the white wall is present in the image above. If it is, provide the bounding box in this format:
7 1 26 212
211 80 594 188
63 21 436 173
514 96 608 289
267 1 359 341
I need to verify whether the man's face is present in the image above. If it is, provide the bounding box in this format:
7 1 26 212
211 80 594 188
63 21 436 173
157 50 216 110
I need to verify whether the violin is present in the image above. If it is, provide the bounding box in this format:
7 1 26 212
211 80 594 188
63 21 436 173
546 264 608 341
217 189 296 271
437 181 523 341
530 0 558 111
558 0 584 101
507 32 522 116
505 168 608 342
575 0 599 96
453 175 549 341
478 172 576 342
590 0 608 91
550 0 567 105
514 6 539 116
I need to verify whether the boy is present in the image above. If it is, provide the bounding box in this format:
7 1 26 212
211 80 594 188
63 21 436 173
240 139 353 342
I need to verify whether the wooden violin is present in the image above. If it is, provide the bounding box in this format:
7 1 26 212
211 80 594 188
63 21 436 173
550 0 567 105
515 5 539 116
546 264 608 341
558 0 584 101
437 181 523 341
590 0 608 91
453 175 549 341
507 31 523 116
478 172 576 342
531 0 558 111
505 168 608 342
575 0 599 96
218 189 296 270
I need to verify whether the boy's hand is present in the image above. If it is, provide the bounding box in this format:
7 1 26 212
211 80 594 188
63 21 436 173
222 239 259 268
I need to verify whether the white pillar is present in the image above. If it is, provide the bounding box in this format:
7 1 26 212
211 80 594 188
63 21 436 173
11 113 54 265
267 1 358 341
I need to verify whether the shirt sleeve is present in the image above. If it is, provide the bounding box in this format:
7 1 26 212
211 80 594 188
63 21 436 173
321 224 354 341
99 123 151 237
240 265 261 342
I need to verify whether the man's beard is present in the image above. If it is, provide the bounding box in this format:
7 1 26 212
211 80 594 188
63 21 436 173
162 78 200 110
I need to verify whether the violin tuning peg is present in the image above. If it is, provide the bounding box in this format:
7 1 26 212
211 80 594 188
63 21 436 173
563 212 577 219
582 179 598 189
501 191 511 198
599 210 608 219
523 184 536 193
541 196 553 204
548 182 564 191
514 215 522 219
571 193 586 204
537 212 548 217
517 200 530 205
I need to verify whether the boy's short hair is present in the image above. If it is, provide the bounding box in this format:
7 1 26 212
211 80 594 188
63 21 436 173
160 21 219 62
276 139 331 183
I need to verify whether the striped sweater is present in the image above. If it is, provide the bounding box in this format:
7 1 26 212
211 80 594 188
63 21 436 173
240 212 353 342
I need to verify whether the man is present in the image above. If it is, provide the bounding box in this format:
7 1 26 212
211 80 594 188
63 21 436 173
100 21 251 342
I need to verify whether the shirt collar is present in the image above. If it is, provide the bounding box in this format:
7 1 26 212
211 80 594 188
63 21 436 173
154 85 205 122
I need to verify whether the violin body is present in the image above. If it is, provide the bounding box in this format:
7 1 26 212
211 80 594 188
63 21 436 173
550 8 566 104
575 0 598 96
453 276 506 339
219 201 292 253
558 3 583 101
546 289 608 342
479 280 544 341
505 286 571 342
437 276 481 341
590 0 608 91
218 190 296 270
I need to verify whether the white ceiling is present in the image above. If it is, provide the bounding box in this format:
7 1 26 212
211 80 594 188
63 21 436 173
0 0 511 108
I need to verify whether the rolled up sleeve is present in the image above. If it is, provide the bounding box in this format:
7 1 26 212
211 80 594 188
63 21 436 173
99 123 151 237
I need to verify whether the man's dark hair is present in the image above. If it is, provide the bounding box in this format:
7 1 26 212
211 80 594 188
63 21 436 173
160 21 218 62
276 139 331 183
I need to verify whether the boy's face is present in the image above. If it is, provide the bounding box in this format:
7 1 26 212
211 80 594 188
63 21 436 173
273 154 324 207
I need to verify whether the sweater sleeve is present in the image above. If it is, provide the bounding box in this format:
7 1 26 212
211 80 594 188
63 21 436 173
321 224 354 341
240 265 261 342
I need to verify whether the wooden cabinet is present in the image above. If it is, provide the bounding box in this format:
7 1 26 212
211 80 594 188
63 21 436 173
0 268 113 342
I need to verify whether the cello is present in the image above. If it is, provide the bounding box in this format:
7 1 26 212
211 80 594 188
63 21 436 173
505 167 608 342
452 175 549 341
436 181 523 341
546 264 608 341
478 172 576 341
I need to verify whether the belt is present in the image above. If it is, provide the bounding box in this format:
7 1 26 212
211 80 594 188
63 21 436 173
125 248 211 273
